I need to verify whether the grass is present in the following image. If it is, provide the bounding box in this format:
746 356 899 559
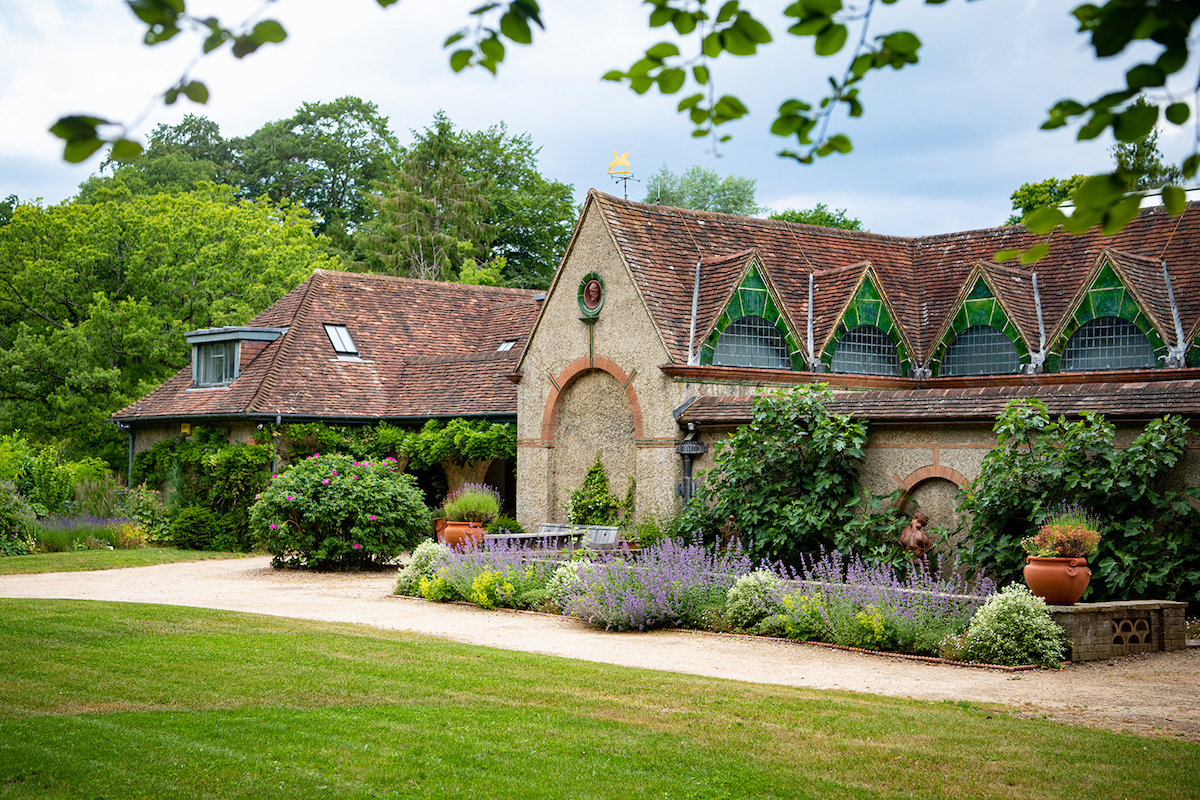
0 600 1196 799
0 548 247 575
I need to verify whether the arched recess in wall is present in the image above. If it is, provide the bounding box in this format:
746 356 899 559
896 465 971 550
542 357 640 524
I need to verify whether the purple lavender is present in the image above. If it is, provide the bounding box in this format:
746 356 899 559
562 539 756 631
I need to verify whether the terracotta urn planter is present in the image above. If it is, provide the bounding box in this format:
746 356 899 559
439 520 484 550
1024 556 1091 605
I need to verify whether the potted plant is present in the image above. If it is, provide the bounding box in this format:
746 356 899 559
439 483 500 550
1021 504 1101 605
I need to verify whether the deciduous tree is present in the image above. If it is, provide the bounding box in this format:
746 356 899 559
0 185 336 466
644 164 762 215
769 203 863 230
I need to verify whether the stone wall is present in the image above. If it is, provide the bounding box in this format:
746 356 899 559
1050 600 1188 662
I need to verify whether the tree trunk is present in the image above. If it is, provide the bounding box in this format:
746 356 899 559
441 459 492 496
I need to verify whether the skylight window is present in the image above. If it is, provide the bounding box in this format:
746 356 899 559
497 340 516 352
324 324 358 356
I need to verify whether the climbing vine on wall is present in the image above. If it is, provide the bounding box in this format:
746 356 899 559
957 399 1200 605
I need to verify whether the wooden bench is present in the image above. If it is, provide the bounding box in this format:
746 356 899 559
483 523 621 551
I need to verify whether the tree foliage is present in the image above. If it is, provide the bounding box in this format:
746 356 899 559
362 112 492 282
1109 98 1184 191
233 97 401 236
0 186 336 466
1005 176 1088 227
360 112 574 287
407 418 516 469
769 203 863 230
681 384 869 565
644 164 762 215
77 115 235 202
956 399 1200 606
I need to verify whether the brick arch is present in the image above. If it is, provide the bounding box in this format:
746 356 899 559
539 356 644 444
893 464 970 510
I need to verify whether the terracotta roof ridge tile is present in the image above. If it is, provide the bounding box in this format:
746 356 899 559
404 352 519 366
811 260 872 278
700 248 757 265
591 190 913 244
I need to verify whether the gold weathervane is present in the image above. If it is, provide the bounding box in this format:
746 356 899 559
607 152 631 176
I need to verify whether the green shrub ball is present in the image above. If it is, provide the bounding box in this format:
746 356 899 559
965 584 1066 668
251 453 430 570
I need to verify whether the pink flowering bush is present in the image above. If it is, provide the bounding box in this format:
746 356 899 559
250 452 429 570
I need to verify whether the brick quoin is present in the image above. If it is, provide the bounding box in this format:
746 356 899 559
539 356 645 445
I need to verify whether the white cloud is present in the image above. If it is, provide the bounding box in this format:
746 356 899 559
2 0 1195 235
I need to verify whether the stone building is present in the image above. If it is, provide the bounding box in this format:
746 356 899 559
512 191 1200 533
112 269 541 505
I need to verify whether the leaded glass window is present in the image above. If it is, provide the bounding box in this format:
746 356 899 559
713 315 792 370
196 341 238 386
941 326 1020 376
830 325 900 376
1061 316 1155 372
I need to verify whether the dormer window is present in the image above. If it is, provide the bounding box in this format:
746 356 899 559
324 324 358 357
196 342 238 386
185 326 287 389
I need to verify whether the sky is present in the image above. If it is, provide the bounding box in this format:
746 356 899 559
0 0 1195 237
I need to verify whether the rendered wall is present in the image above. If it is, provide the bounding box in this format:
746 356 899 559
515 208 683 530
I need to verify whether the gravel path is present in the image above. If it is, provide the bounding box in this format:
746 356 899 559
2 556 1196 741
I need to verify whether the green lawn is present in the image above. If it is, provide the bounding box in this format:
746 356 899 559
0 548 247 575
0 600 1196 800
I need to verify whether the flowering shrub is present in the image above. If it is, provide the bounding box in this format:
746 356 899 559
250 452 430 569
395 540 450 596
795 549 995 655
777 591 826 641
561 539 755 631
1021 504 1101 558
34 515 139 552
431 538 559 606
964 584 1066 667
725 570 783 629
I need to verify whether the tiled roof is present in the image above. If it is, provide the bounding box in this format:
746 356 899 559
114 270 541 423
589 191 1200 365
676 377 1200 426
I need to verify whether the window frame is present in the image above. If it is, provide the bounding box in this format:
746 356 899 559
712 315 792 370
193 341 239 387
323 324 359 357
940 325 1021 377
830 325 901 376
1060 315 1156 372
